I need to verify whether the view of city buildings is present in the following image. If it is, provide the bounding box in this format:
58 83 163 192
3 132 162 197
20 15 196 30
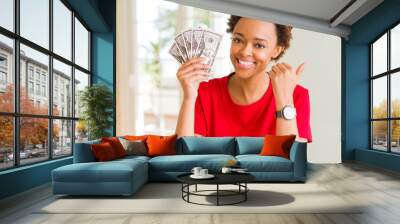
0 40 86 169
0 0 90 170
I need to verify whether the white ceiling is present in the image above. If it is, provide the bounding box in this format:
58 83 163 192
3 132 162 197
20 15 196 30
225 0 353 23
166 0 384 38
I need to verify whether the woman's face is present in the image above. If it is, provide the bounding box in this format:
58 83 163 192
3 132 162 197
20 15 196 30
230 18 283 79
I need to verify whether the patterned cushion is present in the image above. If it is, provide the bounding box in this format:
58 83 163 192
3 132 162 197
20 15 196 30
119 137 147 156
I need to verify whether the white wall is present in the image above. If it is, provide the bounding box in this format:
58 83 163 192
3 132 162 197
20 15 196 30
116 0 141 135
281 28 342 163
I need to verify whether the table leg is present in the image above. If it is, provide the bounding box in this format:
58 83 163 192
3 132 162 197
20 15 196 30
181 184 183 199
245 183 247 201
217 184 219 206
195 184 197 192
187 184 190 202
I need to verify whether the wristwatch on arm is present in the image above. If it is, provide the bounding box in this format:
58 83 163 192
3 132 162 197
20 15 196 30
275 105 296 120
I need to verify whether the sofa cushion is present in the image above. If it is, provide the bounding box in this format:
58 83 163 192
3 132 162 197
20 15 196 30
52 158 147 183
124 135 148 141
114 155 150 164
148 154 235 172
91 142 118 161
176 137 236 155
147 135 177 157
101 137 127 158
235 137 264 155
118 138 147 156
236 155 293 172
260 135 296 159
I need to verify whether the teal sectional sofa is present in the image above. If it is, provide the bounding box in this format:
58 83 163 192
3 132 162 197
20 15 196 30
52 137 307 196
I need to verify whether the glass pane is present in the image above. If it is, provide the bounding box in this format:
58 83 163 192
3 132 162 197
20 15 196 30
391 120 400 153
53 119 72 158
20 0 49 49
53 0 72 60
372 33 387 76
372 77 387 119
372 121 387 151
0 34 14 112
74 69 89 118
391 24 400 70
53 59 72 117
0 116 13 170
74 18 89 70
20 117 49 165
391 72 400 118
20 44 49 115
0 0 14 31
75 120 88 143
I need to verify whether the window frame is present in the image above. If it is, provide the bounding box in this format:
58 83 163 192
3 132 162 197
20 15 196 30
0 0 92 171
370 20 400 154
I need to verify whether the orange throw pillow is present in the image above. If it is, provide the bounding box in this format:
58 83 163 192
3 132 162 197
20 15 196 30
91 142 117 161
101 137 126 158
124 135 149 141
259 135 296 159
146 134 177 157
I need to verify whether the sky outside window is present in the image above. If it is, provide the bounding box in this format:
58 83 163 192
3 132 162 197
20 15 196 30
53 0 72 60
0 0 14 31
372 33 387 76
20 0 49 49
391 24 400 70
3 0 88 68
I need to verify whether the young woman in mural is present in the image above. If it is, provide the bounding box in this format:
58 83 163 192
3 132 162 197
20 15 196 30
175 15 312 143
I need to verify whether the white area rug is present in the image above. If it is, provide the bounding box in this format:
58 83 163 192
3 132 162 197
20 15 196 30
37 183 362 214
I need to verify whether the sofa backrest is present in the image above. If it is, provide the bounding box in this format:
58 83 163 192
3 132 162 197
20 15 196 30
73 139 100 163
176 137 236 155
235 137 264 155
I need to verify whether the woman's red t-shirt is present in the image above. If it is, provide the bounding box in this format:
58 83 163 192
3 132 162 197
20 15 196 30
194 74 312 142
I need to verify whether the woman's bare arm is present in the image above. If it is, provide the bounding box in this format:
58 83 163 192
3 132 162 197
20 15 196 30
175 99 196 137
275 102 308 142
175 58 210 138
270 62 308 142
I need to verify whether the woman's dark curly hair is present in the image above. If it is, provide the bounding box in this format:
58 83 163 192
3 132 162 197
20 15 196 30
226 15 292 61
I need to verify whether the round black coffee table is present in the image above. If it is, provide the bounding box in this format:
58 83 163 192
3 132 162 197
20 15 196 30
177 173 255 206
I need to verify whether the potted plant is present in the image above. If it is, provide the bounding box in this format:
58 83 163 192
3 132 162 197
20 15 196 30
79 84 113 140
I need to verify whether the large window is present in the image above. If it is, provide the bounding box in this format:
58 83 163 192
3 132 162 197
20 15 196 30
0 0 91 171
371 23 400 154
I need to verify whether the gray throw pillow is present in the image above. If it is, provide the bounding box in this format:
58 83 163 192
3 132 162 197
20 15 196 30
118 137 147 156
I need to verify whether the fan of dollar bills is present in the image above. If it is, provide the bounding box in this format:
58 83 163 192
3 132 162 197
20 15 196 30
169 27 222 71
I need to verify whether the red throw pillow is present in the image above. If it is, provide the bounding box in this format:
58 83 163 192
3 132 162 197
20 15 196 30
259 135 296 159
91 142 117 161
101 137 126 158
146 134 177 157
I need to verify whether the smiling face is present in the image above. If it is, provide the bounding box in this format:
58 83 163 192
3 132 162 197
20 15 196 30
230 18 283 79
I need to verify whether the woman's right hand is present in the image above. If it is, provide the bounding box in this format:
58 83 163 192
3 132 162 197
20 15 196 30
176 57 211 101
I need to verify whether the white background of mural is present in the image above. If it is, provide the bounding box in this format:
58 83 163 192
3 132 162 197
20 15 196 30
117 0 342 163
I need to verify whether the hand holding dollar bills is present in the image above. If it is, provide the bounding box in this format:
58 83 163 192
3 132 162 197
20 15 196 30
169 27 222 72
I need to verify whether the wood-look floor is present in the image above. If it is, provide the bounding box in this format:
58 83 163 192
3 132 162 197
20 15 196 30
1 162 400 224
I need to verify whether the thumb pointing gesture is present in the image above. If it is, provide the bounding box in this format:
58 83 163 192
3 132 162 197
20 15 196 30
296 62 306 77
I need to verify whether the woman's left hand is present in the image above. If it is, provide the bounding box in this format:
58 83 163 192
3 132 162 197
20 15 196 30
268 62 305 109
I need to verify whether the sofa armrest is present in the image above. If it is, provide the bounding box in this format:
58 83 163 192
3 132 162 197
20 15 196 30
73 140 100 163
289 141 307 181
